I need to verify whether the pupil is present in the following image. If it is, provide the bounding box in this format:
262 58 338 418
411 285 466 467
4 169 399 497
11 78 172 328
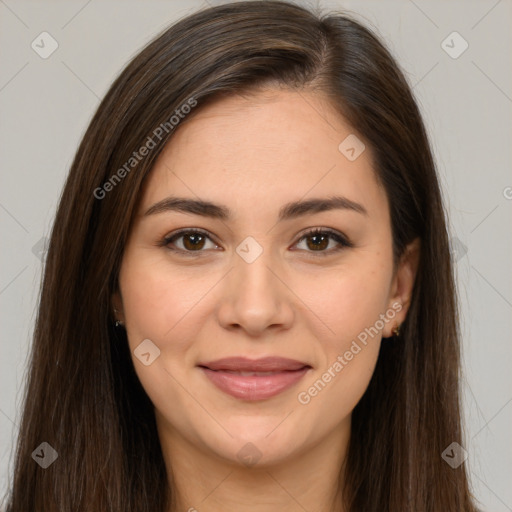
309 234 328 251
185 234 204 250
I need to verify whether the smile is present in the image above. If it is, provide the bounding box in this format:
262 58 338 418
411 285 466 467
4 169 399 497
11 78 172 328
198 356 311 401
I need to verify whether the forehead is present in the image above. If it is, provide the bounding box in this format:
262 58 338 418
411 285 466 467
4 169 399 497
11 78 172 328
163 88 354 167
138 88 387 221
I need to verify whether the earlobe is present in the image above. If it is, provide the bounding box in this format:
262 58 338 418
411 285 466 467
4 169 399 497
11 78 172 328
384 237 421 337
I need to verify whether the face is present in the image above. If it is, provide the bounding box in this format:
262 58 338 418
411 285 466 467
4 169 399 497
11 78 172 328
113 88 419 468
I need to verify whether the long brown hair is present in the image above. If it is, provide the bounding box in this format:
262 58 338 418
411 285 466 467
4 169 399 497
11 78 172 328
4 1 479 510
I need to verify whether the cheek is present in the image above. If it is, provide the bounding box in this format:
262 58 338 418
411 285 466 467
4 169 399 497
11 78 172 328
118 258 210 417
119 256 208 349
294 258 391 411
298 258 392 348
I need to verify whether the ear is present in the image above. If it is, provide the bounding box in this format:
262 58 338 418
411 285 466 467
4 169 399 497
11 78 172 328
111 290 125 324
382 237 421 338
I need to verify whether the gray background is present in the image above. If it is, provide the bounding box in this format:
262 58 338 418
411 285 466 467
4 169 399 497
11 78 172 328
1 0 511 510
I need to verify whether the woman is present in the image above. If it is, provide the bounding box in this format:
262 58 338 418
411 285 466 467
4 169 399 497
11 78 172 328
4 1 480 510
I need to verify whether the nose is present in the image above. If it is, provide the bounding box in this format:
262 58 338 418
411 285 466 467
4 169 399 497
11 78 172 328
216 249 294 337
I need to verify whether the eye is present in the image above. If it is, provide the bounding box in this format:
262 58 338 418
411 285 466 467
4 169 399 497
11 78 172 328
292 228 352 255
160 227 352 257
161 228 220 255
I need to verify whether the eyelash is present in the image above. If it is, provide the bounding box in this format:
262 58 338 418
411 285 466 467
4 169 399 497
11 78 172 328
159 227 353 257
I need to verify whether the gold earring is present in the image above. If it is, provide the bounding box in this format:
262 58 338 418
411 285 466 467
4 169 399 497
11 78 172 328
392 323 401 338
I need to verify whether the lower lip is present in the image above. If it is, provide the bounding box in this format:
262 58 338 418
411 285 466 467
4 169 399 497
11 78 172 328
200 367 310 401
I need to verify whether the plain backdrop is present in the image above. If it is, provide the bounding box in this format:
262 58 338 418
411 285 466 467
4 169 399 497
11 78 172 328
0 0 511 510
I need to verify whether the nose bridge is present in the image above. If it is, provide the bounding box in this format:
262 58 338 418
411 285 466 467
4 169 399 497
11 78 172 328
216 236 294 334
236 244 276 293
233 239 280 308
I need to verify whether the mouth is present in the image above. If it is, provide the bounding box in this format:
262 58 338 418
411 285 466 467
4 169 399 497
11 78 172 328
197 356 312 401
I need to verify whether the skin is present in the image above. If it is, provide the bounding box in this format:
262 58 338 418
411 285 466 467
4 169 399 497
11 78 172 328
112 88 420 511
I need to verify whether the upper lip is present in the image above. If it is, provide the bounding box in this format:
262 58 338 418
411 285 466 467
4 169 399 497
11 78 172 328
198 357 310 372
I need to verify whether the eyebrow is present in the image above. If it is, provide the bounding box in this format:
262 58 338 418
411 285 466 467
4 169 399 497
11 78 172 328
144 195 368 221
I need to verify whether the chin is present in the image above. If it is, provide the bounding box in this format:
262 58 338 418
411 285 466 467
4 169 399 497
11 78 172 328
197 415 311 468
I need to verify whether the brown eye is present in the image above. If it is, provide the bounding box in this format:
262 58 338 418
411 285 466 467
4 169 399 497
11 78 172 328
163 229 219 254
181 233 206 251
304 232 330 251
294 229 351 255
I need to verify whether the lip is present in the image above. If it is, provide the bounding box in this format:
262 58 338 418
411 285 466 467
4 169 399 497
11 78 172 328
198 357 311 401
